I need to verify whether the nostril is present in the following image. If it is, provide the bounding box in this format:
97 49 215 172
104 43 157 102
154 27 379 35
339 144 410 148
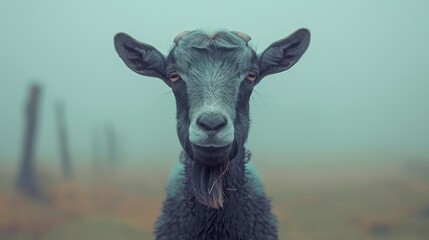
197 113 227 131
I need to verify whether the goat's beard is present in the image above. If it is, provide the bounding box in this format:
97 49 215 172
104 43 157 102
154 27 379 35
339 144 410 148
190 160 231 209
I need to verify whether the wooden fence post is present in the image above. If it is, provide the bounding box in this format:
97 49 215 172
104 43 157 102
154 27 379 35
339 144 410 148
16 84 42 198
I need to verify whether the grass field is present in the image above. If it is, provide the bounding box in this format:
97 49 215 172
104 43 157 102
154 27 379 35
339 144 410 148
1 155 429 240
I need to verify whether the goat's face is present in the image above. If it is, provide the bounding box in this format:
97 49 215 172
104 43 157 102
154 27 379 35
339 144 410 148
114 29 310 166
167 31 259 165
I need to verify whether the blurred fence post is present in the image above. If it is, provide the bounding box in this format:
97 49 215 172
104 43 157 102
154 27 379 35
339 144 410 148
92 127 102 171
106 124 117 166
16 84 42 199
55 101 72 180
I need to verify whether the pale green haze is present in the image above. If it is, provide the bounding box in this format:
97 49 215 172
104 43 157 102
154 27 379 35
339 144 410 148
1 0 428 164
1 1 429 240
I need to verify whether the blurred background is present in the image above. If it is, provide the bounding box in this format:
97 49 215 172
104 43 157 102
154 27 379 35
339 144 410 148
1 0 428 239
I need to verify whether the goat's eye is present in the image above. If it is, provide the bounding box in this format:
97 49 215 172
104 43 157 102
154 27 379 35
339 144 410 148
246 72 257 82
169 72 181 82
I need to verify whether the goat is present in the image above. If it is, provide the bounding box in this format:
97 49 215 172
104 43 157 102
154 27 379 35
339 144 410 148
114 29 310 240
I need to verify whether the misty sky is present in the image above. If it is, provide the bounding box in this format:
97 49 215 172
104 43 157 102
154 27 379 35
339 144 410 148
1 0 428 163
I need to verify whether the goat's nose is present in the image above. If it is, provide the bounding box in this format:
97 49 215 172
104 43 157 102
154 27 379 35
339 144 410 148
197 113 227 131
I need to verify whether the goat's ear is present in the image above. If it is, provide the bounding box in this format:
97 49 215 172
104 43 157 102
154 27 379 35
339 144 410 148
114 33 169 85
258 28 310 82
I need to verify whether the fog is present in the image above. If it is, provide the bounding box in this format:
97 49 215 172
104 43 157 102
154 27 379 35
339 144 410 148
1 0 428 164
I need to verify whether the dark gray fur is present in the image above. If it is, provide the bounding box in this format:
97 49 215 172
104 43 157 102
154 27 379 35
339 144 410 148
114 29 310 240
156 150 277 240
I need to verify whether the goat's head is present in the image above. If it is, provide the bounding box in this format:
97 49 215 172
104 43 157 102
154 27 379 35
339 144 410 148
114 29 310 166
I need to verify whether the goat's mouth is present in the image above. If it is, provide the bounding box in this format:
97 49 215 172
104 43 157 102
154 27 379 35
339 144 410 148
191 144 233 165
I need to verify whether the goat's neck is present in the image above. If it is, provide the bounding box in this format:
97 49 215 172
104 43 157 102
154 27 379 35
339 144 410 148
157 149 277 239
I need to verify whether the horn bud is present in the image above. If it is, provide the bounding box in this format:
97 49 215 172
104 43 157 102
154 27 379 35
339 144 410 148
174 31 191 44
232 31 251 43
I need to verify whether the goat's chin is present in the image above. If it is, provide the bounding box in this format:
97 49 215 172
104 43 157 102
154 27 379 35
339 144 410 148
191 144 232 165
